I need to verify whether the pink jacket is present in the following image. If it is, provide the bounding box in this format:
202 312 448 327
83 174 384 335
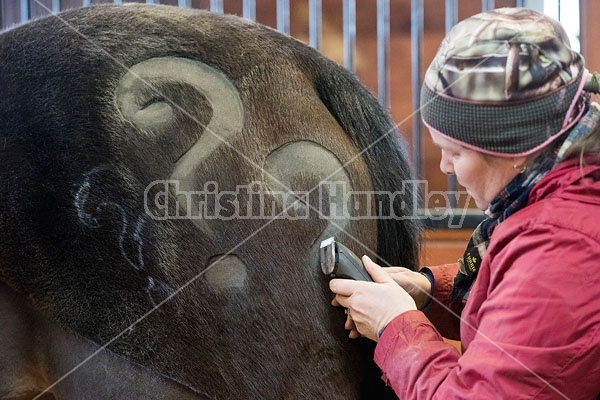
374 158 600 399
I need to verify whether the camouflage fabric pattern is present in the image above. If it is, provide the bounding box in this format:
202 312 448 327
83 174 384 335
421 7 587 155
424 7 583 102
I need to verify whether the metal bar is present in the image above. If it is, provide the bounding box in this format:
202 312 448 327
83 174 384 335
210 0 224 14
277 0 290 35
445 0 457 33
243 0 256 21
516 0 526 7
308 0 322 50
52 0 60 13
178 0 191 8
445 0 458 207
411 0 423 181
377 0 390 107
343 0 356 71
20 0 30 23
481 0 494 12
82 0 91 6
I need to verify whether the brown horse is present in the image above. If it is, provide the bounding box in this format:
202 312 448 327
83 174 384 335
0 5 419 399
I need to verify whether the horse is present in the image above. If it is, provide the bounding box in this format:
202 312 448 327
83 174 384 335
0 4 419 399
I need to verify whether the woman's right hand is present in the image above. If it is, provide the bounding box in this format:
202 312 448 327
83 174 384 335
384 267 432 310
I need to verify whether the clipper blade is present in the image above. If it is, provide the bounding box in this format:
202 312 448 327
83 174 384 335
319 237 336 275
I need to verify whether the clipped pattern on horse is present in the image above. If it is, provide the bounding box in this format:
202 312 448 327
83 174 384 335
0 5 419 399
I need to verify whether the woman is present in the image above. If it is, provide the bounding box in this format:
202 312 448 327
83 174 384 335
330 8 600 399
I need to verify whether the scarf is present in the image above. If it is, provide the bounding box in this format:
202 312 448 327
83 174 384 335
451 103 600 303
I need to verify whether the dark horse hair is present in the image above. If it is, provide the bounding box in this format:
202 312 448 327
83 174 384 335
0 4 419 399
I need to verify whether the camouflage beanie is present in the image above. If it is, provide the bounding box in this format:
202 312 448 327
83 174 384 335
420 7 588 156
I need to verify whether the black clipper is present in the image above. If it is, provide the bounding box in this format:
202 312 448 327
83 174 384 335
319 237 373 281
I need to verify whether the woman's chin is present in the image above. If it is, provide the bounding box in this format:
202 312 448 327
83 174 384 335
472 196 488 211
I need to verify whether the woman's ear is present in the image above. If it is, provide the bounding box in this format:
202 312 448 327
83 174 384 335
513 155 533 173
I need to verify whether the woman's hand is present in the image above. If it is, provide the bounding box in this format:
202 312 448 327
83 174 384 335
385 267 432 310
329 256 418 342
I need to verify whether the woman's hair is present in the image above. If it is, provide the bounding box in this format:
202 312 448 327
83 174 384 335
564 124 600 160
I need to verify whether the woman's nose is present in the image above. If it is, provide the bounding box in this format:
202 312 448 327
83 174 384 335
439 152 455 175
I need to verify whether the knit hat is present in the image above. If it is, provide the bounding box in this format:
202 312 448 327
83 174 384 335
420 7 589 156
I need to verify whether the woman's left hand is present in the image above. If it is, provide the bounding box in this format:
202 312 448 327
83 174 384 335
329 255 417 342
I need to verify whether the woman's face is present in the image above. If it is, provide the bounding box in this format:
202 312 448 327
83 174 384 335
429 130 521 210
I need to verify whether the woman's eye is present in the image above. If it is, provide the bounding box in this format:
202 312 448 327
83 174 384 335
444 149 460 158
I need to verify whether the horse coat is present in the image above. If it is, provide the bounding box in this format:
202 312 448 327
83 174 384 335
0 4 419 399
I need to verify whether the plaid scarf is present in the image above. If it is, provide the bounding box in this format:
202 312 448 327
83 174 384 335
451 103 600 303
